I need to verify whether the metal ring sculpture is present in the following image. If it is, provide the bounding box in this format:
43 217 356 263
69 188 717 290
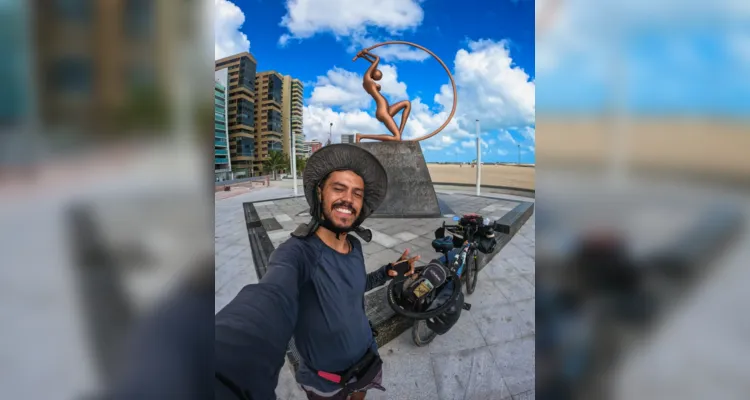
356 41 458 142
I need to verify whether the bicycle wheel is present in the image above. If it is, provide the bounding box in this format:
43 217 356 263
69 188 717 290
466 248 479 294
412 320 437 346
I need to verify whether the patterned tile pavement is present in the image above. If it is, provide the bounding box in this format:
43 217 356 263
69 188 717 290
215 187 535 400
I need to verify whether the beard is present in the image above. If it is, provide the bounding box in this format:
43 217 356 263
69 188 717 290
322 200 359 230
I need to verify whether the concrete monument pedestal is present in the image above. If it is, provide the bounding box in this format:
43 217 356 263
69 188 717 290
356 141 442 218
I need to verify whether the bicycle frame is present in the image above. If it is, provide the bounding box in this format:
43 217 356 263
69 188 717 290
440 223 479 278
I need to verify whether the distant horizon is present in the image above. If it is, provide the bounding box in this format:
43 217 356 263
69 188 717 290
426 161 535 166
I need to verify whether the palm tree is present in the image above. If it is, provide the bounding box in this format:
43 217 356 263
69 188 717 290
263 150 289 180
296 156 307 175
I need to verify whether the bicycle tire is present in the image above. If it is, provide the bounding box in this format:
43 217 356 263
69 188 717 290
466 248 479 294
411 320 437 346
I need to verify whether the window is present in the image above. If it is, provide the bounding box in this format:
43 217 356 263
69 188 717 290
55 0 91 22
216 59 235 68
52 57 92 94
236 137 255 157
125 0 153 38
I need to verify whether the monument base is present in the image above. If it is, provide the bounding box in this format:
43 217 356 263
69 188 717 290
355 141 441 218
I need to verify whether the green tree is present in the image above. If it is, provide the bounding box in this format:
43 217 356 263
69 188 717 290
295 156 307 175
263 150 289 180
117 85 170 133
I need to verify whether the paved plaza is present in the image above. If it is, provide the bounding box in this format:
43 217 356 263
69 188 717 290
215 186 535 400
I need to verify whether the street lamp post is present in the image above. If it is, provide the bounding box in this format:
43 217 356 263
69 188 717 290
328 122 333 146
291 117 298 196
517 144 520 165
476 119 481 196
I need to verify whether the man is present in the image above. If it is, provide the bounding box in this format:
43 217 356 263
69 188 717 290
215 144 420 400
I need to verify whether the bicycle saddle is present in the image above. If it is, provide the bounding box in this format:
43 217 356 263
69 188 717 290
431 236 454 254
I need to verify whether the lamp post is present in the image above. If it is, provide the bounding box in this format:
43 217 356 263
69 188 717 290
476 119 481 196
291 117 298 196
327 122 333 146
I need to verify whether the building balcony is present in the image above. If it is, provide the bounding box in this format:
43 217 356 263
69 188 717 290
215 149 228 156
215 138 228 146
215 158 230 165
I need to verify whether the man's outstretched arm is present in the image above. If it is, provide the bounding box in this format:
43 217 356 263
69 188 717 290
365 264 390 292
214 241 310 400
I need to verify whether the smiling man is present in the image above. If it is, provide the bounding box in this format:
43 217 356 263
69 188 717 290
215 144 420 400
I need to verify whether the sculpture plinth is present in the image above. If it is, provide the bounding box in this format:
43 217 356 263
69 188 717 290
356 142 441 218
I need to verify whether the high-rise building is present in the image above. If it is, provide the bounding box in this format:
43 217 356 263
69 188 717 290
302 142 312 157
282 75 305 159
341 134 355 144
33 0 178 135
254 71 284 169
306 140 323 154
214 70 231 180
1 1 32 127
215 52 257 176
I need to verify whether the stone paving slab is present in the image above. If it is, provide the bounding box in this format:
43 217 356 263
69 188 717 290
215 188 535 400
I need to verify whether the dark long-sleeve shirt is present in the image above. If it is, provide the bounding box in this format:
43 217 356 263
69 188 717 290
215 233 391 400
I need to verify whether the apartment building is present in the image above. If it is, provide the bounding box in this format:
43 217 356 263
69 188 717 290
282 76 305 158
215 52 307 174
215 52 257 176
306 140 322 155
214 70 231 180
33 0 177 135
254 71 285 171
340 134 355 144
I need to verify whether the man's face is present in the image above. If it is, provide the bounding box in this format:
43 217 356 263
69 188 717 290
320 170 365 229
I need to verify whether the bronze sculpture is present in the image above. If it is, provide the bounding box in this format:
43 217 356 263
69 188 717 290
351 41 458 143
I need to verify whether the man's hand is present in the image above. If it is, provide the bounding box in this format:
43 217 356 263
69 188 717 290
387 249 420 277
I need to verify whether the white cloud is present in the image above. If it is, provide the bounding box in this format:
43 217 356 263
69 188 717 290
440 135 457 145
527 145 535 153
435 39 535 131
347 34 430 62
498 130 517 144
488 139 497 145
520 126 535 143
303 105 382 144
498 149 509 156
215 0 251 60
309 65 408 111
728 32 750 65
461 140 475 148
279 0 424 49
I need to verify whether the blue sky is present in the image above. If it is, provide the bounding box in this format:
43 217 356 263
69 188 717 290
535 0 750 118
215 0 536 163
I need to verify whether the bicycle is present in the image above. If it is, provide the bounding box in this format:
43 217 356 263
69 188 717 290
410 214 498 345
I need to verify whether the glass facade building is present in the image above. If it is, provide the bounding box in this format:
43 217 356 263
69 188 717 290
216 52 257 176
214 79 232 179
